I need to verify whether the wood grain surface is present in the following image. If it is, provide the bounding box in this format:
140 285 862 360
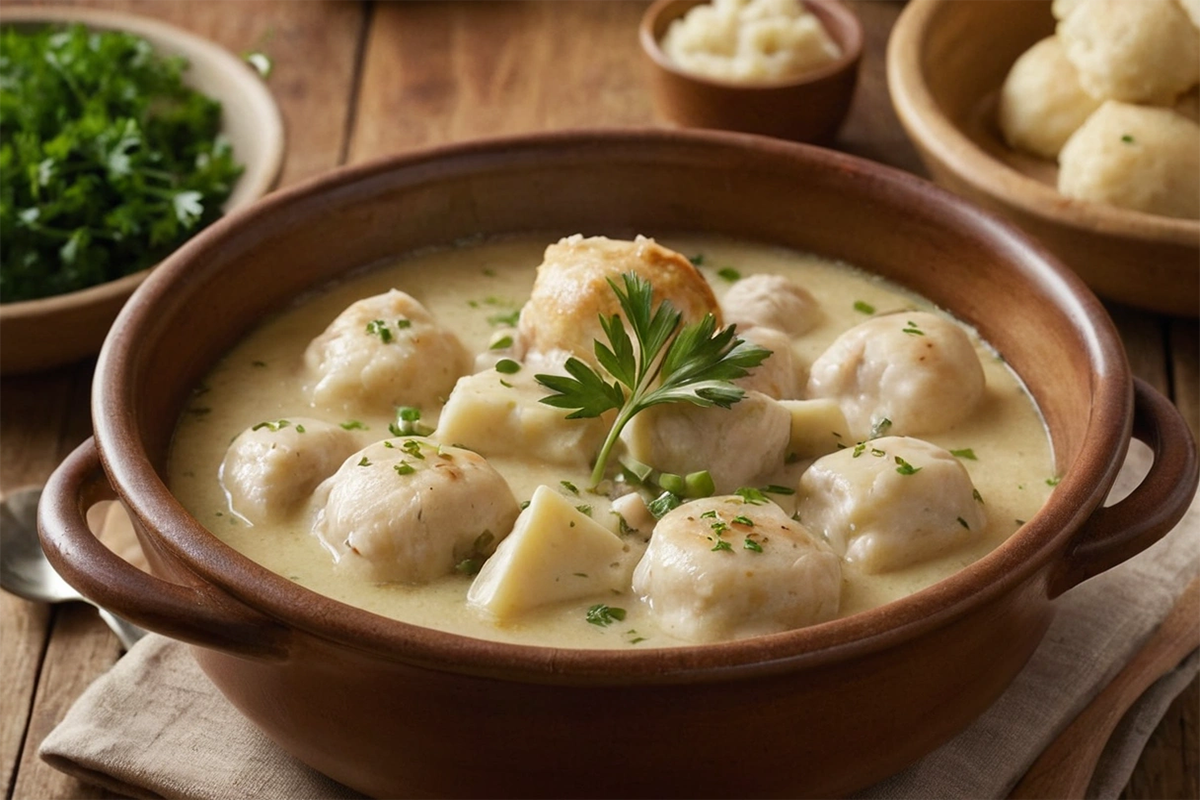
0 2 1195 799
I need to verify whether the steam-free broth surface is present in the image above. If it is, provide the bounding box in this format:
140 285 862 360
168 234 1054 648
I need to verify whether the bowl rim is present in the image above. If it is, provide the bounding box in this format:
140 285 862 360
639 0 864 91
886 0 1199 245
0 5 285 320
94 127 1130 681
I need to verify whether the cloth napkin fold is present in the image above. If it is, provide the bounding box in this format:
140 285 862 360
40 444 1200 800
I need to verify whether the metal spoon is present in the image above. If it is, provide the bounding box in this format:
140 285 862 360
1 486 146 650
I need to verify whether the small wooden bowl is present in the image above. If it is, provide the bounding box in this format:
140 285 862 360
887 0 1200 317
0 6 285 375
640 0 863 143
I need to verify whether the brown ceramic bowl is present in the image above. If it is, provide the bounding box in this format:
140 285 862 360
0 6 285 375
640 0 862 143
887 0 1200 317
39 130 1197 798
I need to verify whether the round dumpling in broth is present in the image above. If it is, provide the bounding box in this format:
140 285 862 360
721 273 821 337
734 326 801 400
796 436 987 574
517 235 721 364
1057 0 1200 104
632 495 841 642
303 290 470 414
805 311 985 441
220 417 361 524
1058 101 1200 220
997 36 1102 159
312 438 520 584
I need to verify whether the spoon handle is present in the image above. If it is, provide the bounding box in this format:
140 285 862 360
1008 576 1200 799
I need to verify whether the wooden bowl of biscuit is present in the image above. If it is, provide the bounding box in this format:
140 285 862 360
887 0 1200 317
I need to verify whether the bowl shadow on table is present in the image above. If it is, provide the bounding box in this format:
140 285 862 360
887 0 1200 317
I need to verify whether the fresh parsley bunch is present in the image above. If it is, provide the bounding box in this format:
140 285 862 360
0 24 244 302
536 272 772 489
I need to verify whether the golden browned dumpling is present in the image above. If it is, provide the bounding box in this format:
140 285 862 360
304 290 471 415
517 235 721 363
632 495 841 642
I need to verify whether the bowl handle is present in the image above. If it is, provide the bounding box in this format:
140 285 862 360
1048 378 1199 599
39 438 290 660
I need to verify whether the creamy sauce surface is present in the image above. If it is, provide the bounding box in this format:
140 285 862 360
168 234 1055 648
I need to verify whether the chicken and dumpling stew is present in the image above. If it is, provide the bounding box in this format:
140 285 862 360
169 234 1055 648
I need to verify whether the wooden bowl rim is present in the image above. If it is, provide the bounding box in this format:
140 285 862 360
886 0 1199 245
0 6 285 326
639 0 864 91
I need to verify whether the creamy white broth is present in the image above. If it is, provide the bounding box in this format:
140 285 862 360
168 234 1054 648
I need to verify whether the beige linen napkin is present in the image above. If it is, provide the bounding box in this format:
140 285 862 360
40 445 1200 800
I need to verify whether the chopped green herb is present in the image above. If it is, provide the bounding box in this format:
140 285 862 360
734 487 769 505
252 419 289 432
710 520 729 535
1046 476 1061 486
956 516 970 529
560 480 580 495
395 318 412 330
869 418 893 439
688 254 705 267
853 300 876 315
488 310 521 327
401 440 425 459
761 484 795 496
716 267 741 282
495 358 521 374
357 456 371 467
366 319 393 343
389 406 431 437
1015 518 1026 526
455 557 484 576
950 448 978 460
871 447 886 457
576 504 593 516
340 420 367 430
743 537 763 553
852 442 867 458
1121 134 1134 144
499 379 514 388
648 491 683 519
711 539 733 552
294 423 305 433
973 488 984 504
894 456 922 475
700 510 718 519
901 320 925 336
394 461 415 476
535 272 770 488
490 334 514 350
519 499 531 510
586 604 626 626
732 515 754 527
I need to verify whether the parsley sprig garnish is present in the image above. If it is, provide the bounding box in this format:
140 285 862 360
535 273 771 488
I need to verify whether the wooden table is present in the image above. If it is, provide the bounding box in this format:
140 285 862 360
1 2 1196 798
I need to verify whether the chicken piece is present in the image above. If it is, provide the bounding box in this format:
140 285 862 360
620 389 791 494
435 355 609 468
312 438 519 584
517 235 721 364
632 495 841 642
467 485 631 621
734 326 801 399
220 417 360 524
1058 0 1199 104
304 290 470 414
806 311 985 441
796 436 987 573
721 273 820 336
998 36 1102 159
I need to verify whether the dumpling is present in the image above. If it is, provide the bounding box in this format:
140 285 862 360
734 326 801 400
304 290 470 414
220 417 361 524
619 389 792 494
632 495 841 642
312 438 520 584
1057 0 1200 104
720 273 821 336
997 36 1102 159
517 235 721 364
795 436 987 573
1058 101 1200 220
805 311 985 441
435 355 610 468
